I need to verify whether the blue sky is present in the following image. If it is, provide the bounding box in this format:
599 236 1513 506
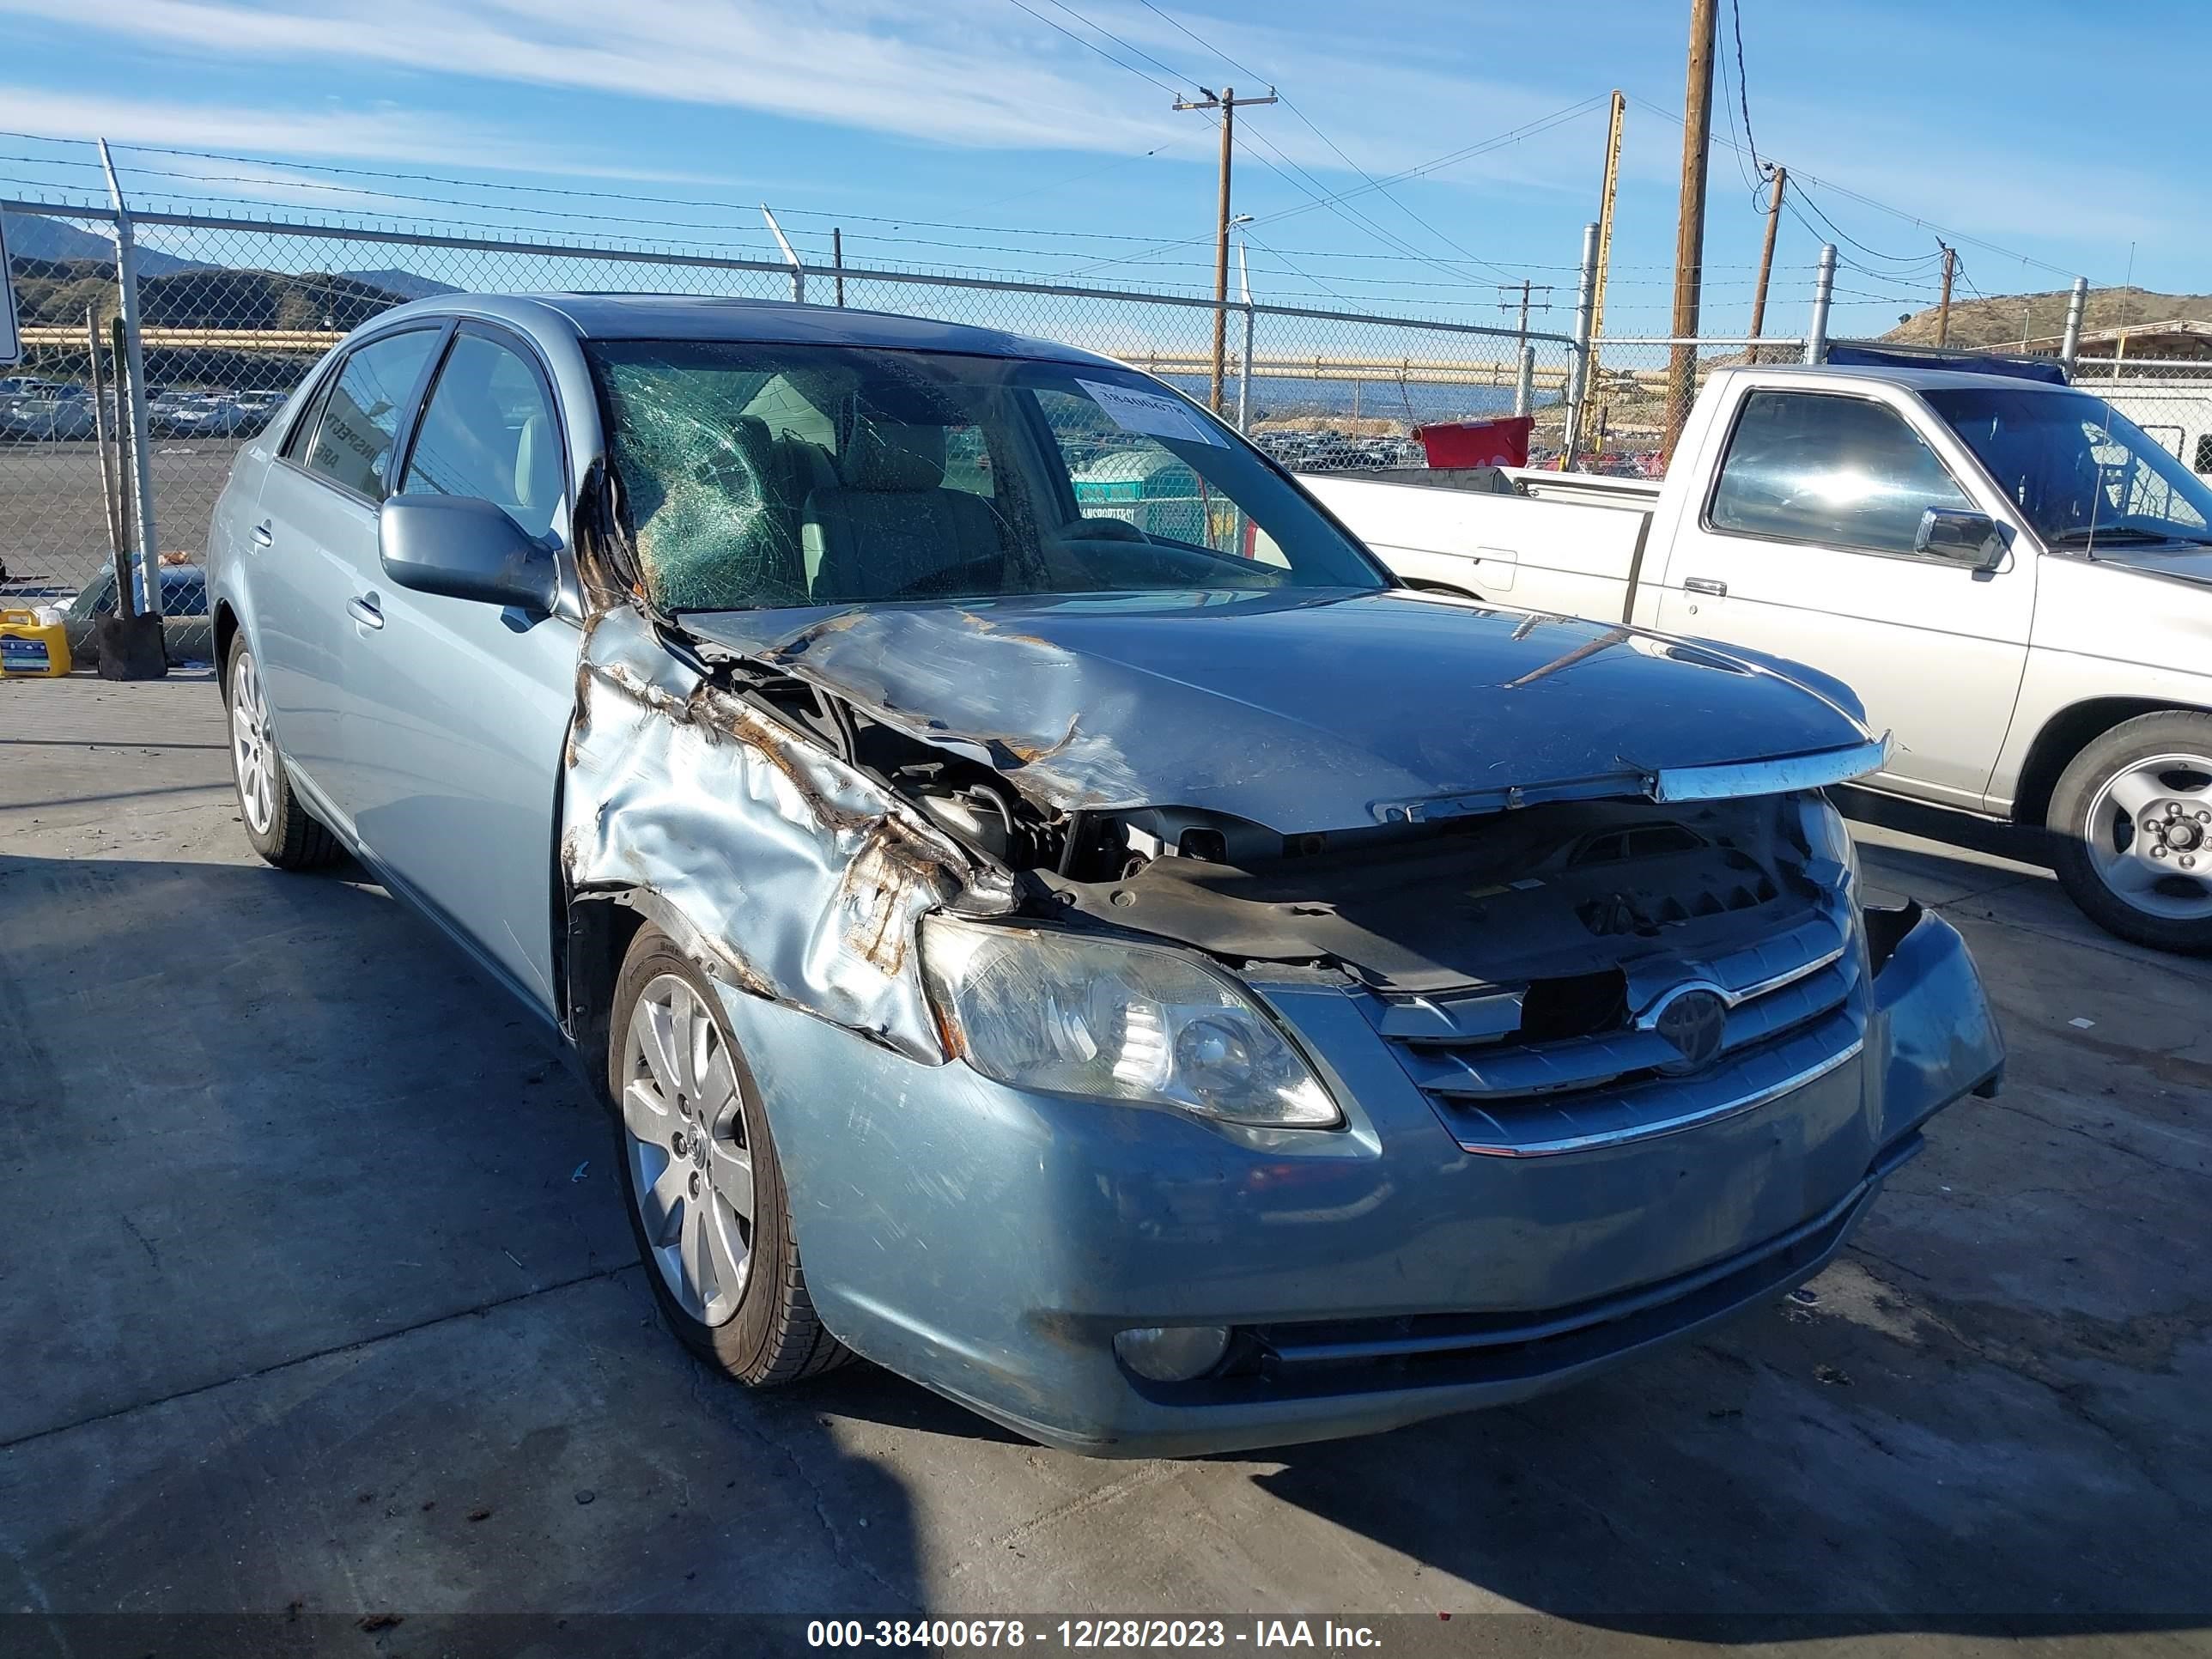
2 0 2204 337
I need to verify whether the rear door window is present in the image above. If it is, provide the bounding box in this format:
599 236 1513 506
301 329 441 500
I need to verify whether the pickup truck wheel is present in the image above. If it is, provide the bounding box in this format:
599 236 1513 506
610 929 850 1384
224 638 343 871
2049 712 2212 953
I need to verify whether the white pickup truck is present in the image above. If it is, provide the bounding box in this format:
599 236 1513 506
1304 362 2212 952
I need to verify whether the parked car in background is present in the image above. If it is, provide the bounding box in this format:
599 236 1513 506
62 561 211 665
208 295 2002 1455
0 381 97 442
149 391 255 439
1309 363 2212 953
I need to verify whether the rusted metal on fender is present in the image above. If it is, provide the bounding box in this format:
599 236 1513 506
562 605 1013 1061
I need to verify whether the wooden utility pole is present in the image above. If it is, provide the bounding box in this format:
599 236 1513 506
1935 245 1956 346
1664 0 1719 458
1748 164 1786 341
1175 83 1277 411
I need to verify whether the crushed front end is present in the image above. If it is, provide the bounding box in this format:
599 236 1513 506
632 653 2002 1453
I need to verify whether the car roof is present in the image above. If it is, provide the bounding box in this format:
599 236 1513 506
368 291 1127 369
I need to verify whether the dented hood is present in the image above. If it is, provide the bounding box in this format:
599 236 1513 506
687 588 1875 835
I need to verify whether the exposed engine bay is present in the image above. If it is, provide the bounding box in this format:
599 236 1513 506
692 629 1844 1006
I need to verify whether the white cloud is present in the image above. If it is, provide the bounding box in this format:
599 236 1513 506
0 0 1610 185
0 0 1185 153
0 83 702 179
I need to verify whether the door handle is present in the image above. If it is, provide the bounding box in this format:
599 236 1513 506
346 594 385 630
250 521 273 547
1683 576 1729 598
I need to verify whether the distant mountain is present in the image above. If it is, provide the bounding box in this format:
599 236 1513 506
1883 285 2212 352
3 209 207 276
333 269 460 301
137 267 422 331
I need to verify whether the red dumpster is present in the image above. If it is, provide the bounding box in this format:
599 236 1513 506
1414 416 1533 469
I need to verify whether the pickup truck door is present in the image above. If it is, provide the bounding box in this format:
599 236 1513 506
338 323 578 1016
1650 385 2034 807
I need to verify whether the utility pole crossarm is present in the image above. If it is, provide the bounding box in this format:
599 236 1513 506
1174 85 1278 413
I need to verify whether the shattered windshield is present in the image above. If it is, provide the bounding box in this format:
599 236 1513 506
586 340 1387 611
1927 386 2212 549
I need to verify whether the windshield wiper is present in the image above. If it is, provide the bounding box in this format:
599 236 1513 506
2048 524 2212 548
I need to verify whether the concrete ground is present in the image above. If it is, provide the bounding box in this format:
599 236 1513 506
1 675 2207 1653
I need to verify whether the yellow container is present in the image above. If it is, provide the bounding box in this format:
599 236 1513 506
0 608 72 677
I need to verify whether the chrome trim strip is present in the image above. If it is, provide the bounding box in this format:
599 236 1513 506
1651 735 1892 804
1633 941 1848 1026
1455 1037 1865 1158
1725 940 1849 1005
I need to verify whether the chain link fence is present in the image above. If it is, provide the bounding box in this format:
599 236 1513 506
1 210 123 618
2065 359 2212 477
17 193 2209 674
5 199 1581 665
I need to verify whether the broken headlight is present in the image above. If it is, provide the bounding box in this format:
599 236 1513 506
1796 792 1860 896
920 917 1340 1128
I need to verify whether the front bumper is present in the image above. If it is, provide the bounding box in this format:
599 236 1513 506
716 904 1999 1457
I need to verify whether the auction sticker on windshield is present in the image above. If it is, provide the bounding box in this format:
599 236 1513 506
1077 378 1226 447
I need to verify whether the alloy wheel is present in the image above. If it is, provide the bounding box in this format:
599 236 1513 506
2085 752 2212 923
229 651 276 836
620 973 756 1325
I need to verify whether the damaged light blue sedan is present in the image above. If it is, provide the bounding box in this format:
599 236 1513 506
207 295 2003 1455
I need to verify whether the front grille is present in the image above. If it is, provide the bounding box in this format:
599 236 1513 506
1368 910 1864 1156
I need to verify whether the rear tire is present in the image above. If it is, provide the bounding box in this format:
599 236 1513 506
2047 710 2212 954
224 637 343 871
609 928 850 1386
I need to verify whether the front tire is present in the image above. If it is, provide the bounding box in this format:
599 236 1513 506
224 638 343 871
2048 711 2212 954
609 928 848 1385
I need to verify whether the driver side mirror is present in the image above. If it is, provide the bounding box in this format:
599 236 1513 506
1914 507 2005 571
379 495 560 613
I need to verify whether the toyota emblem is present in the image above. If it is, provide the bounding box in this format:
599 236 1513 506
1650 988 1729 1075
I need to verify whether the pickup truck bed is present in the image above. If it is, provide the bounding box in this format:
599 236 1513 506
1304 469 1657 622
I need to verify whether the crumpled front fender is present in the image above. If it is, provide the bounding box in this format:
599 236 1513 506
1867 901 2003 1145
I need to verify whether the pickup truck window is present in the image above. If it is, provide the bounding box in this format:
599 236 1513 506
587 341 1385 611
1708 390 1973 556
1927 386 2212 550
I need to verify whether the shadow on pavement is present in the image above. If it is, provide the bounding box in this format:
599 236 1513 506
0 852 924 1633
3 848 2206 1641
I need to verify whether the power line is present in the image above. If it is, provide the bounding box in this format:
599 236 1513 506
1070 97 1606 278
1119 0 1528 281
1624 90 2077 280
1729 0 1764 179
1240 225 1348 301
1133 0 1267 82
1711 9 1758 198
1036 0 1197 91
1002 0 1186 97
